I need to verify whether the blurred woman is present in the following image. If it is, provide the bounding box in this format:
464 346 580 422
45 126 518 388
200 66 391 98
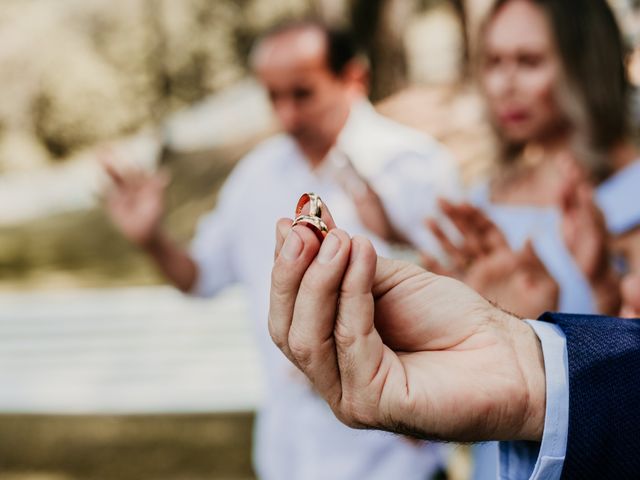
423 1 640 476
429 0 640 317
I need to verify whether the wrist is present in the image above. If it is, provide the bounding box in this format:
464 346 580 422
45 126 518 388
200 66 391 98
505 313 547 441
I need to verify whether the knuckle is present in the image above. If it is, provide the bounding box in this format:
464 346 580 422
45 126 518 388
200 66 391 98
299 270 328 297
288 330 313 368
270 266 291 293
268 320 286 351
339 396 373 429
334 318 357 350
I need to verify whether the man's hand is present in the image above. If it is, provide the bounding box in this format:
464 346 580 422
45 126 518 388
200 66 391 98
269 217 546 443
102 158 170 248
423 200 558 318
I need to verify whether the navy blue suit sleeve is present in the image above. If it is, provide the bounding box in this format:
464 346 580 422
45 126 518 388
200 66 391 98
539 313 640 479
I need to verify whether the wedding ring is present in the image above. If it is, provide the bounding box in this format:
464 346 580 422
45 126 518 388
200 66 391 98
292 193 329 240
292 214 329 236
295 192 323 219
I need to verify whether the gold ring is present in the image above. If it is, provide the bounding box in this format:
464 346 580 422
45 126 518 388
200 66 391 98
295 192 323 219
292 215 329 240
293 192 329 240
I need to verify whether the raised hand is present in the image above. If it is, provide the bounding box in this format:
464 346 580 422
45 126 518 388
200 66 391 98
423 200 558 318
560 173 621 315
102 158 170 248
329 150 409 245
269 216 546 443
465 240 559 318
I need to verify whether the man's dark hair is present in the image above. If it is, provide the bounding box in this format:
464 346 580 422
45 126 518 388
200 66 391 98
254 19 362 76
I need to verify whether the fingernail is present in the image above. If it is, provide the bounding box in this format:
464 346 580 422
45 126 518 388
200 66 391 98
281 230 303 261
318 232 340 264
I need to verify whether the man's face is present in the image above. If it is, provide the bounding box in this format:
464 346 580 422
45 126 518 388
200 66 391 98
253 29 352 153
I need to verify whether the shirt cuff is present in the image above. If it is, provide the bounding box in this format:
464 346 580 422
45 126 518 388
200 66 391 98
499 320 569 480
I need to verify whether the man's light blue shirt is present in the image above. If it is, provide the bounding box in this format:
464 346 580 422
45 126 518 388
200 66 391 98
499 320 569 480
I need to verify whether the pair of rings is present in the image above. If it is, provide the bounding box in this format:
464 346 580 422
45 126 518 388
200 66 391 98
292 192 329 240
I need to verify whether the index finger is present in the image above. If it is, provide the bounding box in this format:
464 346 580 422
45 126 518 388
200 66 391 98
99 153 127 187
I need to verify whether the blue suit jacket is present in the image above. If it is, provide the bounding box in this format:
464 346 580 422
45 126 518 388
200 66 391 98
540 313 640 479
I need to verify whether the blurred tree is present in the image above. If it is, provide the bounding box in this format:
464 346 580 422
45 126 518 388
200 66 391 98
350 0 470 98
351 0 416 100
312 0 349 26
0 0 314 169
450 0 470 78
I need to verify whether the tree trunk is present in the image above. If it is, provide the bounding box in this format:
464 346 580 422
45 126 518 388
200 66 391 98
450 0 470 79
351 0 415 101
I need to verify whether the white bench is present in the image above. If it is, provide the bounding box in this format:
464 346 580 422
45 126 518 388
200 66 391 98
0 286 264 414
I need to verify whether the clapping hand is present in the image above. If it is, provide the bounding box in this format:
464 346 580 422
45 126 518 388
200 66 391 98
422 200 558 318
102 156 170 248
559 168 621 315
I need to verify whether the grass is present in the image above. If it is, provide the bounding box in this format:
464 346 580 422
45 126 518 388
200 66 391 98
0 141 264 480
0 413 256 480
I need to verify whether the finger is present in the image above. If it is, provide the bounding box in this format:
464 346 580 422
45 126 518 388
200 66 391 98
439 200 485 261
520 239 553 286
100 154 127 188
520 239 543 270
427 218 467 271
572 184 592 220
556 153 583 209
621 274 640 318
439 199 471 239
274 218 294 260
465 205 509 253
453 203 486 258
269 224 323 365
287 229 352 403
127 167 152 189
578 185 607 230
419 251 452 276
558 176 575 215
333 236 389 401
344 167 369 201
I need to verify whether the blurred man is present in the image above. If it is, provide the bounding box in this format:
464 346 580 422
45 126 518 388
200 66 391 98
104 20 460 480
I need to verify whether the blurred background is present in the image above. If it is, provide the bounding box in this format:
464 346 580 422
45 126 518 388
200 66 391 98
1 1 640 479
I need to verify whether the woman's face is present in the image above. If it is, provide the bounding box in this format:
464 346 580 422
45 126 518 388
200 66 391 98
481 0 566 144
